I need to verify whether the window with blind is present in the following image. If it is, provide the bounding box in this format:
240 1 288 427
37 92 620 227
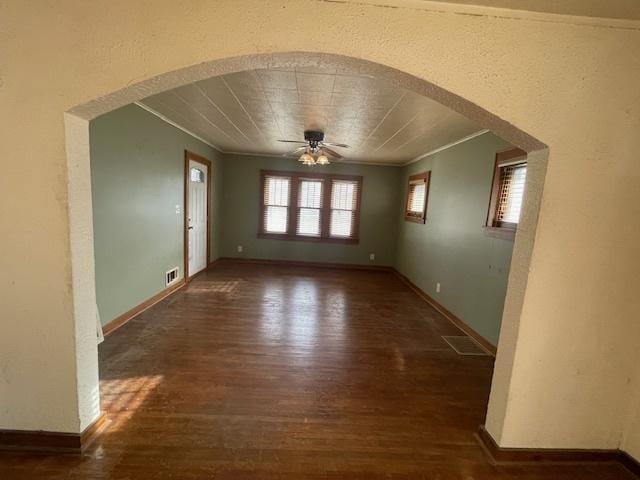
485 148 527 239
330 180 358 237
404 171 430 223
263 175 290 233
259 170 362 243
297 179 323 236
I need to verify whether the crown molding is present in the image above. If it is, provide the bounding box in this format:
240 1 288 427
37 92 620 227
224 150 401 167
134 102 223 152
403 129 490 166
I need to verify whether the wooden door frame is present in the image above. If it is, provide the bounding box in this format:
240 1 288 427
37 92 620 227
183 150 212 282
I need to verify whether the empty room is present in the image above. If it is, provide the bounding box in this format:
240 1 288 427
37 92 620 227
1 2 639 479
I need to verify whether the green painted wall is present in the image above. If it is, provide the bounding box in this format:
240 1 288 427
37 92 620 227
90 107 513 345
395 133 514 345
219 154 401 266
90 104 222 326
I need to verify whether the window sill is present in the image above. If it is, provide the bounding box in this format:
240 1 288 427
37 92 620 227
257 233 359 245
483 226 516 241
404 215 426 224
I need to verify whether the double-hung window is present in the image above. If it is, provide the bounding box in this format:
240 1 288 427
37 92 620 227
263 175 290 234
297 179 323 237
259 170 362 243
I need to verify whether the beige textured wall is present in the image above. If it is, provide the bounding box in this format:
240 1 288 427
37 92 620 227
1 0 639 454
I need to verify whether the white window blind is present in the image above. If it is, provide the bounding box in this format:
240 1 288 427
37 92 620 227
496 163 527 224
330 180 358 238
263 175 290 233
407 182 426 213
297 179 323 236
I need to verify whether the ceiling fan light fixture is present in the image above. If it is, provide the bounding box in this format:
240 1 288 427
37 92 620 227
284 131 348 166
316 153 330 165
299 152 315 165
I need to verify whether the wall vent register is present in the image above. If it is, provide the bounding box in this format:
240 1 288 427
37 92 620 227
165 267 179 286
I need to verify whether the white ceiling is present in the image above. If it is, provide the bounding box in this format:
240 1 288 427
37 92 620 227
140 67 482 165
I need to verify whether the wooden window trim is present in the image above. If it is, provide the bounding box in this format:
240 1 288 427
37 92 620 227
404 171 431 224
484 148 527 241
258 170 363 244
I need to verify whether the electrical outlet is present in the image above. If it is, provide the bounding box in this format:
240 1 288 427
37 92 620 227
369 253 375 261
436 282 441 293
175 204 181 214
237 245 243 253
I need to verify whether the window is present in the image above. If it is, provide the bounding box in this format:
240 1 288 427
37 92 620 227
404 171 430 223
297 179 323 236
263 175 290 233
330 180 358 237
485 148 527 239
259 170 362 243
190 167 204 183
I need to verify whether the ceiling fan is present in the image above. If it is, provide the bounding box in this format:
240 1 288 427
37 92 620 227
278 130 350 165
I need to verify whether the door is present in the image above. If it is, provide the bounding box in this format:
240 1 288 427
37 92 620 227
186 155 209 278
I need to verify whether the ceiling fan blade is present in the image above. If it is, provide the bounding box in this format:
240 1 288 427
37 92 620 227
321 142 350 148
278 139 307 144
322 147 343 159
282 146 307 157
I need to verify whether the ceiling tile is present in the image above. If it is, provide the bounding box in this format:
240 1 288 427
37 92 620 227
333 75 377 94
296 72 335 93
298 91 333 107
263 89 299 104
256 69 297 90
295 65 338 75
139 67 483 164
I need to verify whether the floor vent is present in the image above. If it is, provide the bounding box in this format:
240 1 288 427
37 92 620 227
442 335 489 356
166 267 179 286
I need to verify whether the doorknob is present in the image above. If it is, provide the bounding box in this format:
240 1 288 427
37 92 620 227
188 226 194 230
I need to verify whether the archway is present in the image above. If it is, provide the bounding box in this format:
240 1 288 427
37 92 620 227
65 51 549 446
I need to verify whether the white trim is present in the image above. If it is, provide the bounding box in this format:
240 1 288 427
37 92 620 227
134 102 223 152
224 150 284 159
333 158 399 168
403 130 490 166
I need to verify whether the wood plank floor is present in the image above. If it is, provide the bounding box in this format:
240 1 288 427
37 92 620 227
0 262 632 479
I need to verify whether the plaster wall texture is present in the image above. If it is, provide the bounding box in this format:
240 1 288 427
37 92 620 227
1 0 639 456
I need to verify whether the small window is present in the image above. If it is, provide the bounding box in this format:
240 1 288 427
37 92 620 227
190 167 204 183
258 170 362 243
486 148 527 239
404 171 430 223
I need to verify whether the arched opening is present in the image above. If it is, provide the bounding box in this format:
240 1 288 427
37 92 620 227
65 52 549 456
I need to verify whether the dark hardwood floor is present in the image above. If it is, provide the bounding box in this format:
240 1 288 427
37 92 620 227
0 261 632 479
